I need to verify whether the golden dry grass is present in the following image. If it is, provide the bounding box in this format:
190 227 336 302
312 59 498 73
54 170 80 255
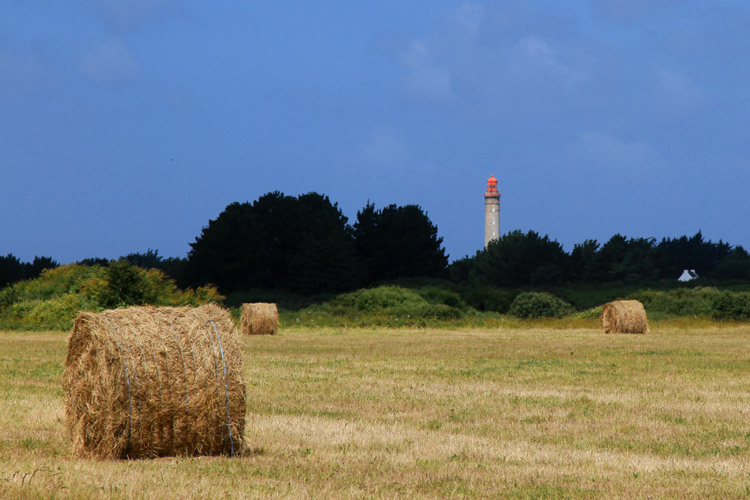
0 324 748 499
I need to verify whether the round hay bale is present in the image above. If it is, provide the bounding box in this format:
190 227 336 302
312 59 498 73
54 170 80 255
601 300 649 334
63 304 246 459
241 303 278 335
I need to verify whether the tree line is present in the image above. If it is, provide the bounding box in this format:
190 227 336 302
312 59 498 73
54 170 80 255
2 191 750 293
450 230 750 287
181 192 447 293
0 192 448 294
0 255 58 288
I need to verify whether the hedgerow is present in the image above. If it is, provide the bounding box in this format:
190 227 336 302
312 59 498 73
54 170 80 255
0 261 222 330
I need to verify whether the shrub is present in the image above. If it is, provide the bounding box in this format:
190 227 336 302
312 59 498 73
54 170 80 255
0 262 224 330
628 287 721 317
403 302 463 320
508 292 573 319
224 289 327 311
416 286 468 310
1 292 98 331
78 261 223 309
0 287 18 310
576 306 603 319
464 287 517 313
99 259 146 307
12 265 103 302
711 291 750 320
186 285 224 307
331 286 427 313
307 285 468 324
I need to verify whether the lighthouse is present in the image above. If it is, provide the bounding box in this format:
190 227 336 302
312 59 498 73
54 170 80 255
484 175 501 248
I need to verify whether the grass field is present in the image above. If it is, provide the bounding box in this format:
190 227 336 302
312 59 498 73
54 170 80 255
1 324 748 499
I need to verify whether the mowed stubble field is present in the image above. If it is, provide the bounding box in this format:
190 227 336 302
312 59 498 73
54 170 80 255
0 325 748 499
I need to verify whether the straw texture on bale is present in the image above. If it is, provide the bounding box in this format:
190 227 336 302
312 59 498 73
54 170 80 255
601 300 649 334
63 304 246 459
240 303 279 336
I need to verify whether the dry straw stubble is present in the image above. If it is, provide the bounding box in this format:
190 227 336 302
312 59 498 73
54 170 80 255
601 300 649 334
63 304 246 459
241 303 279 335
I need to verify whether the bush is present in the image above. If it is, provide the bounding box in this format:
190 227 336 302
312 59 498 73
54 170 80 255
628 287 721 317
508 292 573 319
304 285 468 324
0 262 224 330
711 291 750 320
99 259 145 307
331 286 427 313
12 265 103 302
575 306 603 319
415 286 468 310
77 261 223 309
224 289 329 311
0 287 18 310
4 293 96 330
464 287 517 313
407 302 463 320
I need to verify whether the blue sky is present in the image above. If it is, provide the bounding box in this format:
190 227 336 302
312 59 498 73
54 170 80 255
2 1 749 264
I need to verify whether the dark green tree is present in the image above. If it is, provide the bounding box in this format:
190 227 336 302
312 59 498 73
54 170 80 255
613 237 659 282
569 239 599 282
24 256 58 280
185 192 362 293
0 254 58 289
588 233 629 282
712 246 750 280
353 202 448 283
286 193 364 293
585 234 659 282
125 249 187 283
447 255 474 283
101 259 145 308
469 230 568 287
184 201 261 291
655 232 731 279
77 257 110 267
125 249 163 270
0 254 24 288
160 257 188 284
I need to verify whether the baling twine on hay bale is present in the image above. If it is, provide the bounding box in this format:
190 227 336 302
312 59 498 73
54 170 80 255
600 300 649 334
63 304 246 459
240 303 278 335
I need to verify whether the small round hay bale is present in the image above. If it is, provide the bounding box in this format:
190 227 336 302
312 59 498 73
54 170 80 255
63 304 246 459
241 303 279 335
601 300 649 334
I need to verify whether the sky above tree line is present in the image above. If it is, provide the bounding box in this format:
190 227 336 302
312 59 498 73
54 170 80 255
2 1 749 264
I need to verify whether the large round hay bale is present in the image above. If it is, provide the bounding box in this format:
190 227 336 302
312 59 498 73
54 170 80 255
601 300 649 334
241 303 278 335
63 304 246 459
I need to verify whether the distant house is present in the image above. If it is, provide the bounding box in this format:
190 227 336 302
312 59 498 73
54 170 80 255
678 269 699 282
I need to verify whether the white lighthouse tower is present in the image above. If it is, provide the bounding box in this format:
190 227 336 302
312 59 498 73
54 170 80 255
484 175 501 248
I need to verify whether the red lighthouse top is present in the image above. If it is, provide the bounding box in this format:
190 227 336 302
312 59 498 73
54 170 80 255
485 175 500 198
